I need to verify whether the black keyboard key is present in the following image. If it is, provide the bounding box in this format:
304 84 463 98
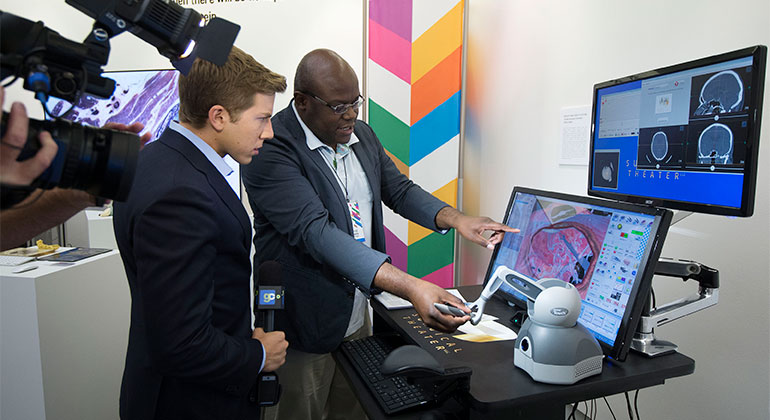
340 336 432 415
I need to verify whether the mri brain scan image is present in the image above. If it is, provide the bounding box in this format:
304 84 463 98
601 162 614 183
694 70 744 116
650 131 669 162
698 123 734 164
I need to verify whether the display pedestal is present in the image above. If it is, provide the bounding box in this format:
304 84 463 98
64 209 117 249
1 250 129 420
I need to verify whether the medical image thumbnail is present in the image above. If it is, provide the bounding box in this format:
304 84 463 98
510 199 611 299
690 66 752 117
686 118 749 169
592 150 620 189
637 125 686 170
48 70 180 144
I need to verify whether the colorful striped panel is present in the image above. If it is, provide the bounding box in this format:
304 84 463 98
369 0 463 288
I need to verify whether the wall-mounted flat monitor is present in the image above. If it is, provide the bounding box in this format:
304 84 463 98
46 69 241 196
485 187 673 361
588 45 766 217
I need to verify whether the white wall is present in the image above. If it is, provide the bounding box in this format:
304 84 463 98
462 1 770 419
2 1 364 118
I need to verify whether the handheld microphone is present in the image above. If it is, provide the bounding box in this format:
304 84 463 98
257 261 285 331
254 260 284 407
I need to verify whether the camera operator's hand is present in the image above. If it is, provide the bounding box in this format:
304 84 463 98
0 87 58 186
252 327 288 372
103 121 152 149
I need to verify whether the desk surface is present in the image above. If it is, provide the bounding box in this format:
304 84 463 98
0 248 118 278
337 285 695 419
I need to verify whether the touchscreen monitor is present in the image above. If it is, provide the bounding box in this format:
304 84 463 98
484 187 673 361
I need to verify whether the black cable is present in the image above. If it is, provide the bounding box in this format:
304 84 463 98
625 392 635 420
2 46 47 88
41 63 89 120
651 287 657 310
634 389 641 420
584 400 590 419
603 396 617 420
568 402 578 420
1 75 20 88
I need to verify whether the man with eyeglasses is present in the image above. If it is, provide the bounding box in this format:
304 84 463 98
242 49 515 420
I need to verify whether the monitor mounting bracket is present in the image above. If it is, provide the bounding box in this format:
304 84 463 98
631 257 719 357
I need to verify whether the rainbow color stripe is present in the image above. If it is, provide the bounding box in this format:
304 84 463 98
368 0 464 287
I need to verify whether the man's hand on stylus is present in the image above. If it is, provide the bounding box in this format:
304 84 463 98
407 279 470 333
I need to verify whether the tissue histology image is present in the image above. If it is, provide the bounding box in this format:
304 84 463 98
49 70 180 143
513 201 610 299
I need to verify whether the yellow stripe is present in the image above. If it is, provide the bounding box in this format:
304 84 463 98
411 1 464 84
408 179 458 245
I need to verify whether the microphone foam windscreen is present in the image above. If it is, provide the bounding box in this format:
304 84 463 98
258 261 282 287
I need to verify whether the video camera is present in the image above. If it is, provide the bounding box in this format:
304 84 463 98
0 1 240 209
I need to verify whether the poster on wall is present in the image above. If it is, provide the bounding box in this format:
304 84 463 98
559 105 590 166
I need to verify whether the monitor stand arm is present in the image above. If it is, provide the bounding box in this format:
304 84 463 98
631 257 719 357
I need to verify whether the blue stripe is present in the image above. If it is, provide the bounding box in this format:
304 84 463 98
409 91 461 165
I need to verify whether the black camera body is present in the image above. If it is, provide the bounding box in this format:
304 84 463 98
0 2 239 209
2 112 139 200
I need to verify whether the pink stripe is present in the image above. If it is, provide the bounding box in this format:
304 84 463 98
369 19 411 83
369 0 412 41
422 264 454 288
384 227 408 272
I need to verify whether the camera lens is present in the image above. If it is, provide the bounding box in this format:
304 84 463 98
2 112 139 201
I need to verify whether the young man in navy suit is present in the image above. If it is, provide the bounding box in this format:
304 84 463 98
114 46 289 420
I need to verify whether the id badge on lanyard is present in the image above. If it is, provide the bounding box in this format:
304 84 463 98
348 201 366 242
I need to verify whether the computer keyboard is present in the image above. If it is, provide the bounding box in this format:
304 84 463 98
0 255 35 266
340 335 432 415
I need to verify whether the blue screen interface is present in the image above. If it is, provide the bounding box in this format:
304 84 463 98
591 56 755 209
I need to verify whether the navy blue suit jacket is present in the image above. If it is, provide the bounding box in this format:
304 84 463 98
242 104 448 354
114 129 263 420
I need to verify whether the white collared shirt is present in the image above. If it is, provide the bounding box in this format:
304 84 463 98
168 121 239 195
292 103 373 337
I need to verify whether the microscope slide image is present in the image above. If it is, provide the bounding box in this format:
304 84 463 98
508 200 610 299
685 118 749 169
47 70 181 144
690 67 752 117
636 125 686 170
592 150 619 189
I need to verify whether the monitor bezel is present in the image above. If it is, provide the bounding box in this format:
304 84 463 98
483 186 673 361
587 45 767 217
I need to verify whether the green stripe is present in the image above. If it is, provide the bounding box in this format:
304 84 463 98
368 99 410 165
631 230 643 236
407 231 455 278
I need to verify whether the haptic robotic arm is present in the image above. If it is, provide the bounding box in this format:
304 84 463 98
468 266 546 325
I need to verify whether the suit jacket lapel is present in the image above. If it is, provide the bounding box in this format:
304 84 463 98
282 106 348 207
160 131 251 248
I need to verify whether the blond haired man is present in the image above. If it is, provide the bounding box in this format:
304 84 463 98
114 46 288 420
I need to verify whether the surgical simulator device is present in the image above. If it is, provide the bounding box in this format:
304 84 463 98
468 266 604 385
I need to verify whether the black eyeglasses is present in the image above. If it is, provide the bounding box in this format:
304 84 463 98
301 91 364 114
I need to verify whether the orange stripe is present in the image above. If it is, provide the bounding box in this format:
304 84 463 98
384 148 409 177
411 46 463 124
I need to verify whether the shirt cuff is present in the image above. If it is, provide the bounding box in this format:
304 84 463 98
259 342 266 373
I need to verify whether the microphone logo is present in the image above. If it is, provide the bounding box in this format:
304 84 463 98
257 286 284 309
261 291 276 304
